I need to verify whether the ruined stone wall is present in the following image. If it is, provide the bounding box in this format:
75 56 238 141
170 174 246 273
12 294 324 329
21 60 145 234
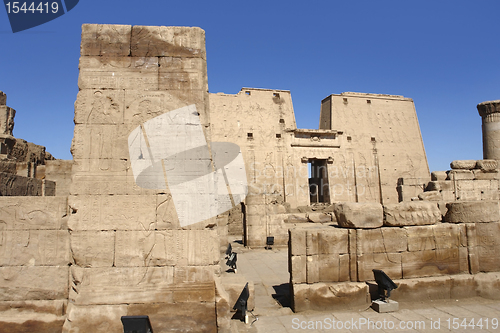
0 197 69 330
322 92 430 204
64 24 218 332
289 200 500 311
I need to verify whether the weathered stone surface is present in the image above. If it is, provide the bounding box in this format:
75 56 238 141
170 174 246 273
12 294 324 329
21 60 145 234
0 91 5 105
431 171 448 181
289 228 306 256
74 89 125 125
391 275 453 302
447 169 474 180
69 266 215 305
474 222 500 272
67 195 157 231
0 172 43 196
383 201 441 226
0 197 68 230
80 24 131 56
474 272 500 300
290 255 306 284
218 275 254 311
287 213 308 223
307 212 332 223
418 191 442 201
317 227 348 254
455 179 499 201
473 169 499 180
406 223 465 252
357 252 402 281
0 161 16 174
292 282 369 312
444 201 500 223
356 228 407 254
450 160 476 170
0 230 69 266
476 159 498 171
114 230 219 267
402 247 468 278
0 266 68 301
45 160 73 197
78 56 159 90
0 106 15 136
70 231 115 267
131 26 206 58
334 202 383 229
318 253 349 282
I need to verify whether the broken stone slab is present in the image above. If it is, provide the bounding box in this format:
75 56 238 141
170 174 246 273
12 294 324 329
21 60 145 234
334 202 383 229
444 201 500 223
80 24 132 56
291 282 369 312
0 91 5 105
384 201 441 226
287 213 308 223
450 160 477 170
447 169 474 180
307 212 332 223
218 275 255 312
418 191 442 201
476 159 498 172
431 171 448 181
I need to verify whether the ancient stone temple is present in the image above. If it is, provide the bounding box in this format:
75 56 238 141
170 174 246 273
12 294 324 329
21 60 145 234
1 23 500 332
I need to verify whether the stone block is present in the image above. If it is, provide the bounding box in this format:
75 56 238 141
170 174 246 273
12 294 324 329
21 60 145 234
418 191 442 201
474 222 500 272
70 231 115 267
406 223 465 251
0 230 69 266
80 24 131 56
159 57 206 91
74 89 125 125
317 227 348 254
71 124 130 160
348 229 357 281
290 255 306 284
356 228 407 254
114 230 219 267
0 161 16 174
306 255 319 284
384 201 441 226
450 274 477 299
431 171 447 181
476 159 498 172
447 169 474 180
450 160 476 170
318 253 349 282
402 247 468 278
307 212 332 223
78 56 159 90
289 228 306 256
357 253 402 281
473 169 499 180
0 266 69 301
306 230 319 255
67 195 157 231
0 91 5 105
334 202 383 229
474 272 500 300
444 201 500 223
218 275 254 311
131 26 206 58
287 213 308 223
292 282 369 312
391 275 452 302
397 185 424 202
0 172 43 196
372 299 398 313
0 197 68 230
70 266 215 305
426 180 454 192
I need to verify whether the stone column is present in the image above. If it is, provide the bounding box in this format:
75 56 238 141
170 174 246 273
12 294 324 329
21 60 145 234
478 100 500 160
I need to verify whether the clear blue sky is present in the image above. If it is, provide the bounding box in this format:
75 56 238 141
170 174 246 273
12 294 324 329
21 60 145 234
1 0 499 172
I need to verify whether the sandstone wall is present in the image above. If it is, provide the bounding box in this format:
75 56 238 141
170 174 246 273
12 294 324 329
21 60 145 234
289 200 500 311
64 24 218 333
0 197 69 330
322 92 430 204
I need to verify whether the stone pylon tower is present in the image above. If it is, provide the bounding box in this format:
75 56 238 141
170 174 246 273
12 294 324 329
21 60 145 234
478 100 500 160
